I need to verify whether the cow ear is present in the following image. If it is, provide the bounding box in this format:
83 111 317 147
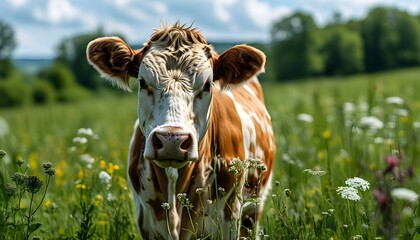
86 37 143 92
214 45 265 90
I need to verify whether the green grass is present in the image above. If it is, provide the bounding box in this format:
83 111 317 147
1 67 420 239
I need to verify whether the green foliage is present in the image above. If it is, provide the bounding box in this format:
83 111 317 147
32 79 56 104
0 19 16 59
37 62 89 102
0 76 29 107
361 7 420 71
320 26 364 75
55 28 119 90
271 12 323 81
0 58 15 79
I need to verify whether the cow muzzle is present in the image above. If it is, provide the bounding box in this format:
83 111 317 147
144 126 198 168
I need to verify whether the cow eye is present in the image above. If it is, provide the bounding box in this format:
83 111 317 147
203 81 212 92
139 78 148 89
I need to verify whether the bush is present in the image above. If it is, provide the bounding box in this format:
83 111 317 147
0 78 29 107
38 62 77 91
32 79 56 104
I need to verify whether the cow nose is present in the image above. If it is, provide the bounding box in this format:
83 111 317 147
152 131 193 152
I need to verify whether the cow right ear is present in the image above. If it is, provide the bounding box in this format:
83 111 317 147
86 37 143 92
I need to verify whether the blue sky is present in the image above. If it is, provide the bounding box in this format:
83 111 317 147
1 0 419 58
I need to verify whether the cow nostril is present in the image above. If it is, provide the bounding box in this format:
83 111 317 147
152 133 164 150
180 134 192 151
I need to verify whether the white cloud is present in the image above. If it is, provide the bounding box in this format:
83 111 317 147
115 0 131 8
33 0 81 24
154 2 168 15
7 0 28 8
245 0 292 28
214 0 238 23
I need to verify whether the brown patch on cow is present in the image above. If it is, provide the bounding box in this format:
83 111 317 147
129 126 146 193
147 198 166 221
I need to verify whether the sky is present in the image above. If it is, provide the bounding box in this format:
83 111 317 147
1 0 419 58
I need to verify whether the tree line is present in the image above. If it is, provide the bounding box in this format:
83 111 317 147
0 6 420 107
268 7 420 81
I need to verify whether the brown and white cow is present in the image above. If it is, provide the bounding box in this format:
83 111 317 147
87 23 276 239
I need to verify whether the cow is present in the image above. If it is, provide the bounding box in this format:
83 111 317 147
86 23 276 239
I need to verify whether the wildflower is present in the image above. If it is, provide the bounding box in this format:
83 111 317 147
75 183 87 190
343 102 355 114
358 116 384 130
384 154 401 174
374 189 390 212
17 159 25 166
385 96 404 105
337 186 361 201
79 154 94 164
195 188 204 194
391 188 419 202
4 183 17 198
245 157 266 171
45 168 56 176
218 187 225 193
94 194 103 206
228 157 246 174
99 160 107 169
297 113 313 123
72 137 88 144
345 177 370 191
107 193 116 201
25 176 43 194
11 172 27 185
414 122 420 128
42 162 53 170
161 202 170 210
322 129 331 139
394 109 409 117
177 193 193 209
303 169 326 176
77 128 94 136
284 189 291 197
207 199 213 204
99 171 112 185
0 150 6 159
33 236 41 240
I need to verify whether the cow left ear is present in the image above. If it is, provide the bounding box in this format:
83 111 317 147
86 36 143 92
214 44 265 90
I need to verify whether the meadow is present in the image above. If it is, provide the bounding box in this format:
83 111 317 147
1 67 420 239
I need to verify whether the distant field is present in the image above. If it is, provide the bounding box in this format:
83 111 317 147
1 67 420 239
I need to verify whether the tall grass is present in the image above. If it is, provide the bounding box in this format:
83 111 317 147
1 67 420 239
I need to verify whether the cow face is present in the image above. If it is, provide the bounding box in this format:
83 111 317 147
87 24 266 169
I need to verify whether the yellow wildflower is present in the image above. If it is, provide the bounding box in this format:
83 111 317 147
318 150 326 160
99 160 106 169
369 163 376 171
78 169 84 179
76 183 87 190
44 199 52 208
94 194 103 206
322 130 331 140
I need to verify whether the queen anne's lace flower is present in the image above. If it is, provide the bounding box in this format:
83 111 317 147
345 177 370 191
337 186 361 201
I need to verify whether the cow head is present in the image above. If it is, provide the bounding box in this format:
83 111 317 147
87 24 265 168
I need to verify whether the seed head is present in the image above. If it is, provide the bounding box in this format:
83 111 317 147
25 176 43 194
0 150 6 159
161 202 170 210
42 162 53 170
177 193 193 209
17 159 25 167
45 168 56 176
11 172 27 186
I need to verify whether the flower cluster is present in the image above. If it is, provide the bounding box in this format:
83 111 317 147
337 177 370 201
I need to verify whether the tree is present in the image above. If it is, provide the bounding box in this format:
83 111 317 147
320 26 364 75
271 12 323 81
55 28 113 90
0 19 16 79
0 19 16 59
362 7 420 72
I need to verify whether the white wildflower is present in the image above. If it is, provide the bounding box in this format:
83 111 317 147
161 202 170 210
77 128 94 136
391 188 419 202
72 137 88 144
79 154 94 164
413 122 420 128
297 113 313 123
99 171 112 185
195 188 204 194
303 169 326 176
387 122 396 129
358 116 384 130
358 102 369 112
207 199 213 204
343 102 355 114
385 96 404 105
374 137 384 144
0 116 10 138
337 186 361 201
345 177 370 191
107 193 116 201
394 108 409 117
